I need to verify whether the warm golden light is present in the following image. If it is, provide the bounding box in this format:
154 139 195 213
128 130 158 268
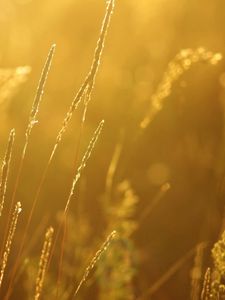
0 0 224 299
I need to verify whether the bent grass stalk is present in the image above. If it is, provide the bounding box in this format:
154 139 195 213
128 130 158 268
0 202 22 290
0 129 15 217
140 48 223 129
34 227 54 300
72 230 117 298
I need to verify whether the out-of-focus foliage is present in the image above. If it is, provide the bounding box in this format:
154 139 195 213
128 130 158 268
0 0 225 299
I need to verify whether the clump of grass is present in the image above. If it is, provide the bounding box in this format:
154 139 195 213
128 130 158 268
1 1 116 298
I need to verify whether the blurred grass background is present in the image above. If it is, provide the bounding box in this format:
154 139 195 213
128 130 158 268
1 0 225 299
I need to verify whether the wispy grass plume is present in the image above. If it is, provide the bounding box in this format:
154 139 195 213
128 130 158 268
73 230 117 298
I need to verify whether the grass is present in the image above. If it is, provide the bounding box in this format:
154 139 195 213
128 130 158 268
0 0 225 299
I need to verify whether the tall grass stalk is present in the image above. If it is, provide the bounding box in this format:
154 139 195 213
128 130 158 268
0 202 22 290
0 129 15 217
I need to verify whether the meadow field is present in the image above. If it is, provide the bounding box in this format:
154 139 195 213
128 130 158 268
0 0 225 299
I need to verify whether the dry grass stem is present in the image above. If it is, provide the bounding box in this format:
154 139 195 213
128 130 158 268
0 129 15 217
64 120 104 213
73 230 117 298
34 227 54 300
0 202 22 289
